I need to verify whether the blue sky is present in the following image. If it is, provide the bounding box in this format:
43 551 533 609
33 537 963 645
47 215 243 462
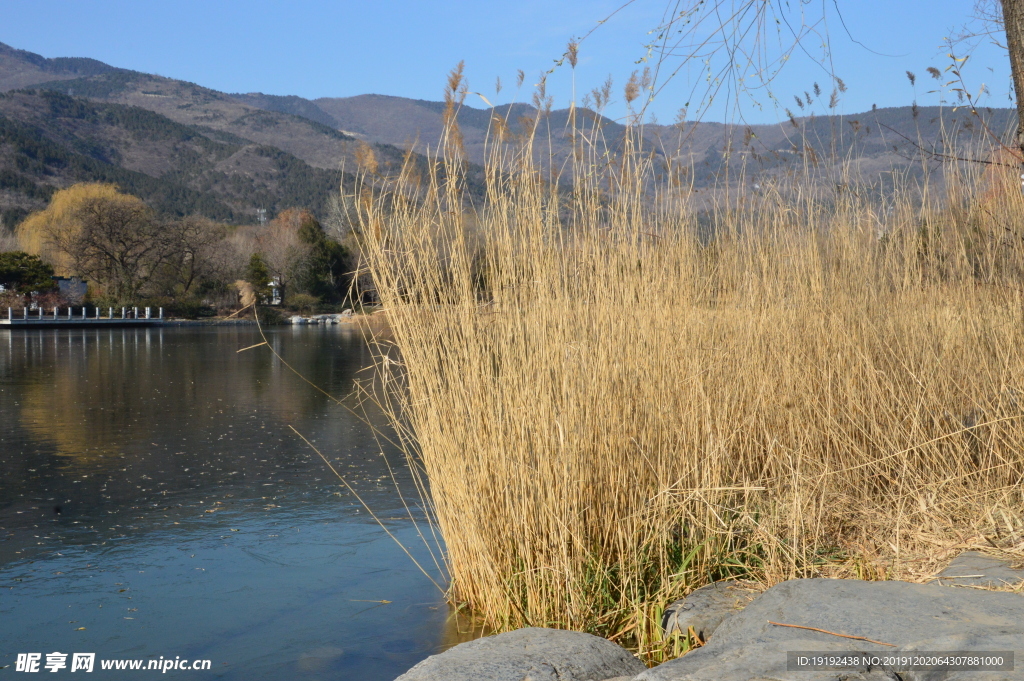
0 0 1013 124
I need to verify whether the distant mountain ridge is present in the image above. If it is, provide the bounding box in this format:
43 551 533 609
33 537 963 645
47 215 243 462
219 90 1021 194
228 92 341 130
0 88 354 227
0 40 1017 229
0 42 125 91
0 42 485 228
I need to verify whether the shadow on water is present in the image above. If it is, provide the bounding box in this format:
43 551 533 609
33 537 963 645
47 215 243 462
0 325 479 680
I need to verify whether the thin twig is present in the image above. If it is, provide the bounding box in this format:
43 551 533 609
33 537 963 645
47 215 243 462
767 621 896 647
223 302 254 319
236 341 267 353
288 425 446 595
878 123 1014 167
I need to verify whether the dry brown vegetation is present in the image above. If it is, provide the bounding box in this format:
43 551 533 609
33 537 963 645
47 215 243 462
354 98 1024 663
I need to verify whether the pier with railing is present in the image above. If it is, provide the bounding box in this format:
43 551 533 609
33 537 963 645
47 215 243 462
1 306 164 328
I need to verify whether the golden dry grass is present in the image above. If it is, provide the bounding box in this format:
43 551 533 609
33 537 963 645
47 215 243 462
355 119 1024 663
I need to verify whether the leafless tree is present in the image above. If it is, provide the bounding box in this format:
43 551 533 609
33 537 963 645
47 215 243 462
946 0 1024 156
256 213 312 295
998 1 1024 153
52 195 173 302
160 216 229 297
0 217 18 252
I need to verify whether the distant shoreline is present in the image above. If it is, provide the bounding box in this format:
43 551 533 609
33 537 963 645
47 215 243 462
163 312 386 327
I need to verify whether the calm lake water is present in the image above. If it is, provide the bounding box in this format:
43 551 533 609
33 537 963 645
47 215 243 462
0 325 463 680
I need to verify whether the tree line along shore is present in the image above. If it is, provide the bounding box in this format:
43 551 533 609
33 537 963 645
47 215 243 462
0 181 373 320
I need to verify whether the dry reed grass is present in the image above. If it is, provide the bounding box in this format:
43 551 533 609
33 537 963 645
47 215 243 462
354 108 1024 663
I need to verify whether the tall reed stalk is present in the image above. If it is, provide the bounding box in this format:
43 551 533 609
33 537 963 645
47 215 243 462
354 109 1024 662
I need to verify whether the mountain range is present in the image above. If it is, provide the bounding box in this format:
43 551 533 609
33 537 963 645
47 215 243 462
0 40 1014 229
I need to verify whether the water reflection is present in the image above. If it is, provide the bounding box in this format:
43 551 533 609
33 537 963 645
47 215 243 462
0 326 469 680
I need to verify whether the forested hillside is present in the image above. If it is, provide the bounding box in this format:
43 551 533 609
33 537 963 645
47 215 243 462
0 89 352 227
0 41 488 231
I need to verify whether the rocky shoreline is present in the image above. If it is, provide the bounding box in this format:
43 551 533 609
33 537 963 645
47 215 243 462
162 310 370 326
288 311 355 325
394 551 1024 681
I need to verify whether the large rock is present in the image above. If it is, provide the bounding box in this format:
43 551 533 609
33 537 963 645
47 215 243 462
931 551 1024 588
637 578 1024 681
661 581 758 641
394 627 645 681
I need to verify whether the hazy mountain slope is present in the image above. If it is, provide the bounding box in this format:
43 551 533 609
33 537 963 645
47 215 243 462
229 92 340 129
0 89 351 226
0 44 425 175
28 69 360 170
657 105 1016 188
0 42 125 92
314 94 491 146
313 94 611 161
312 93 1014 189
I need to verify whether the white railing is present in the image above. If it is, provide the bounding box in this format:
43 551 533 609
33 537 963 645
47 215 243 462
6 306 163 321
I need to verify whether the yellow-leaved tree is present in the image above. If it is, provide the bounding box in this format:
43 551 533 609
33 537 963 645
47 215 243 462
18 183 122 274
17 183 169 302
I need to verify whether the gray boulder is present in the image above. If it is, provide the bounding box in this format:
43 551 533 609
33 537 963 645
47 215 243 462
394 627 645 681
637 578 1024 681
662 581 759 641
931 551 1024 588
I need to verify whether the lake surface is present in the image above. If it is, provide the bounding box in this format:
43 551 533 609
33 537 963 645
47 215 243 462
0 325 465 680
